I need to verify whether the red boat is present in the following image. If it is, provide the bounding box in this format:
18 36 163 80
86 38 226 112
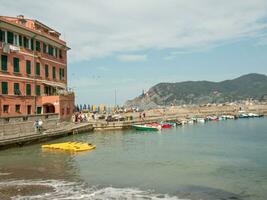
161 124 172 129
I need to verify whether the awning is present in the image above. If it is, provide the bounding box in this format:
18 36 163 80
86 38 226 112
43 80 66 89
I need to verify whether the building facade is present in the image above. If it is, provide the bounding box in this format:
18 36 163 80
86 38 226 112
0 15 74 120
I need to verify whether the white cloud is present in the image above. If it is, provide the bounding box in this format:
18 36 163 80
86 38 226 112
1 0 267 62
116 54 147 62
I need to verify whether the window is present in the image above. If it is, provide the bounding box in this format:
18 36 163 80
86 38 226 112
1 55 8 71
13 57 20 73
26 60 31 74
52 66 56 79
36 40 41 51
19 35 22 46
59 68 65 80
26 84 31 96
0 29 4 42
14 34 19 46
59 50 62 59
7 31 14 44
43 43 47 53
44 86 49 95
3 105 9 113
45 64 49 77
1 82 8 94
14 83 20 95
27 105 31 115
35 85 41 96
48 45 54 56
15 105 21 113
23 36 29 48
35 62 40 76
55 48 58 58
36 106 42 114
30 38 34 50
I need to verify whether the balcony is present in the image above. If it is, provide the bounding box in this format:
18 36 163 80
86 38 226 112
1 42 20 53
44 85 74 97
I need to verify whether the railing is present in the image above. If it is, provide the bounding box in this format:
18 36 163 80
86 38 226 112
0 116 59 141
0 113 59 125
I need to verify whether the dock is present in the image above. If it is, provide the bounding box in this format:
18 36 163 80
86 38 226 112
0 122 93 150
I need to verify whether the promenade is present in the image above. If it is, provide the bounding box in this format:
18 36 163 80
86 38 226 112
1 103 267 149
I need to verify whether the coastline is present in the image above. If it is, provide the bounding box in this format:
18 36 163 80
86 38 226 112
0 103 267 149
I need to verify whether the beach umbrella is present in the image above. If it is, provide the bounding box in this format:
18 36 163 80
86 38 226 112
79 104 83 111
88 104 90 111
76 104 80 112
83 104 87 110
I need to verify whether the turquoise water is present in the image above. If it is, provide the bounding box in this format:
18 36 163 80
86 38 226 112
0 118 267 199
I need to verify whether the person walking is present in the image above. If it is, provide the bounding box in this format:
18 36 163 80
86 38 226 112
33 120 39 133
38 119 43 133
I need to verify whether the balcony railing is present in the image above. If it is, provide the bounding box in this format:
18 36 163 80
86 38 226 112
1 42 20 53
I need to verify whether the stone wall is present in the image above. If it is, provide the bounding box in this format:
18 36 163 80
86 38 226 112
0 113 59 139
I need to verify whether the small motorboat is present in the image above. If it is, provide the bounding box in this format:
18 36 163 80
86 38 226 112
132 124 161 131
160 121 177 127
161 124 172 128
196 118 206 123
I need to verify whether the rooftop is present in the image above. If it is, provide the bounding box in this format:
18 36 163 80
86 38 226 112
0 15 67 46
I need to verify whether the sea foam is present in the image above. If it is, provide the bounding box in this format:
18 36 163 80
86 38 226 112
0 179 188 200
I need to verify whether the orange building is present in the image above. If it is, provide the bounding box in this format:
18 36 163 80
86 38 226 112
0 15 74 120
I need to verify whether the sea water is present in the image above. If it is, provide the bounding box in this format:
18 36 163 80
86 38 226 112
0 117 267 199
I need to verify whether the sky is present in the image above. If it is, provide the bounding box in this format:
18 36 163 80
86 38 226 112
1 0 267 105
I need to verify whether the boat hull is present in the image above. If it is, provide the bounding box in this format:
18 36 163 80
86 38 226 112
132 125 160 131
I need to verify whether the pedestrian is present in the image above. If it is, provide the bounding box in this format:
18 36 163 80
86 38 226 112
38 119 43 132
139 112 142 120
33 120 39 133
143 112 146 119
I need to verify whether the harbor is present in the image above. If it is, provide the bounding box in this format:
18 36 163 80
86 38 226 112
0 103 266 149
0 117 267 200
1 5 267 199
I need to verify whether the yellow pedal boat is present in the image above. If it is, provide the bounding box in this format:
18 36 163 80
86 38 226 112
42 142 96 152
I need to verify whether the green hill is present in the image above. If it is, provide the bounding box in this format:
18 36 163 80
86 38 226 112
125 73 267 108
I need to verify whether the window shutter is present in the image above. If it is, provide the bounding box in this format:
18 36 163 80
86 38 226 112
31 38 34 50
53 66 56 79
0 30 3 42
26 84 31 96
19 35 22 46
13 57 20 73
43 43 47 53
1 55 8 71
23 37 29 48
35 62 40 76
14 83 20 95
45 64 49 77
36 85 41 96
1 82 8 94
7 31 14 44
26 60 31 74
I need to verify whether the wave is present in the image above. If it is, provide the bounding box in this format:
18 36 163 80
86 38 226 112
0 179 187 200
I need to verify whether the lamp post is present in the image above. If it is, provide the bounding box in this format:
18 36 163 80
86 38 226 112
114 89 117 107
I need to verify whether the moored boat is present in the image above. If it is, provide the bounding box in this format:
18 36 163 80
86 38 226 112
160 121 176 128
42 142 96 152
132 124 161 131
196 118 206 123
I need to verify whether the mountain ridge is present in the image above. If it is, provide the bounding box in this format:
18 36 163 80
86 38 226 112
125 73 267 108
